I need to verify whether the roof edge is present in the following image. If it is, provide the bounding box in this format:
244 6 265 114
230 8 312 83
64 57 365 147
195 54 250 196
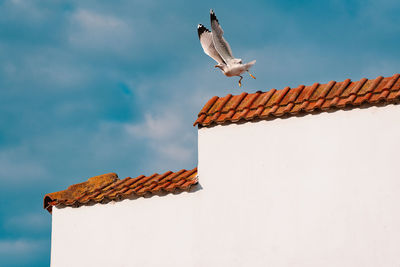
43 172 118 213
43 167 199 214
194 73 400 127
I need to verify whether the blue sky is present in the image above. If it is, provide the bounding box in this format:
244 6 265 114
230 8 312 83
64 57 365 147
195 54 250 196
0 0 399 266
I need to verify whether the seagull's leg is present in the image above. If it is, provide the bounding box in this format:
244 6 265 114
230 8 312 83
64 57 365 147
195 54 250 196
247 71 256 79
238 76 243 87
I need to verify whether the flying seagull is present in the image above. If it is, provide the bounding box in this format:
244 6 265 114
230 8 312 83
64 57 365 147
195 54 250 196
197 9 256 87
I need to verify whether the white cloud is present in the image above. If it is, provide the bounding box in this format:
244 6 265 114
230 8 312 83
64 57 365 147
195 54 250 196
0 47 92 91
29 59 90 89
68 9 134 52
125 113 182 140
6 0 44 21
124 110 195 167
4 213 48 232
73 9 122 29
0 239 42 253
157 142 192 162
0 239 47 265
0 147 48 183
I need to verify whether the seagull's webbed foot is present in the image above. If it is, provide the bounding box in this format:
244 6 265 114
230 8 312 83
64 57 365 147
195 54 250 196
247 71 256 79
238 76 243 87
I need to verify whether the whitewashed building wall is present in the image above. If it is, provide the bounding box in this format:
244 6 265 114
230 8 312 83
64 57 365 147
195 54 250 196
51 104 400 267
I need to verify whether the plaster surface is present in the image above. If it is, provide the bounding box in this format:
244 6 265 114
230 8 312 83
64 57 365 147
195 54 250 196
51 104 400 267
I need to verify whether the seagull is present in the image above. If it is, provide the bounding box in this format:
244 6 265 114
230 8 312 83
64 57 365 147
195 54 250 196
197 9 256 87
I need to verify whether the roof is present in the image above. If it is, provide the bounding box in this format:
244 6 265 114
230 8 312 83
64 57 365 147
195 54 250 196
43 167 198 213
194 73 400 127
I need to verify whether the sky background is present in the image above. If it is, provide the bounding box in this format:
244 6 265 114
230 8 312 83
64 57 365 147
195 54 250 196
0 0 399 266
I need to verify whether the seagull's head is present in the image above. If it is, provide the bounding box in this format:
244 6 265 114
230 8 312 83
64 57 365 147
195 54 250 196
214 63 225 71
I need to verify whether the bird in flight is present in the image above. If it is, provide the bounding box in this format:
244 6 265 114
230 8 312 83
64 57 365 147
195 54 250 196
197 9 256 87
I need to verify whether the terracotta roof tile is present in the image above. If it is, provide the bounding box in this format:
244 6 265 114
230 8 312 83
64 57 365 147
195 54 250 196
358 76 383 95
44 167 198 213
198 96 218 115
281 85 304 106
393 74 400 90
296 83 319 103
208 95 232 114
313 81 336 101
237 92 260 110
194 73 400 127
267 87 289 107
251 90 275 108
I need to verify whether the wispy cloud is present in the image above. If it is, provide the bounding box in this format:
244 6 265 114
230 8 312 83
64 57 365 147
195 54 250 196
3 213 49 236
68 9 134 53
125 113 183 140
0 239 45 254
124 111 195 168
5 0 46 22
0 239 48 266
0 147 48 184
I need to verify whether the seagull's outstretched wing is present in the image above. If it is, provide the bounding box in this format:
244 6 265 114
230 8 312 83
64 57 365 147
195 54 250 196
197 24 225 65
210 9 234 65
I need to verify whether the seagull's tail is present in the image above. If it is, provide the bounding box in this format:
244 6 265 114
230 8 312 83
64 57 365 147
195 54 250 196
244 60 256 71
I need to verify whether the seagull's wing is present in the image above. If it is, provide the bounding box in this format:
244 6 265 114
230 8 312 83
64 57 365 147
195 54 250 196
197 24 225 65
210 10 234 64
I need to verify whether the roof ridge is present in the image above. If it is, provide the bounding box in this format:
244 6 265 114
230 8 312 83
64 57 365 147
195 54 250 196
44 167 198 214
194 73 400 127
43 172 118 213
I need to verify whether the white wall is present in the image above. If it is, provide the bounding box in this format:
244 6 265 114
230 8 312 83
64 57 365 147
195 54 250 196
51 104 400 267
51 192 199 267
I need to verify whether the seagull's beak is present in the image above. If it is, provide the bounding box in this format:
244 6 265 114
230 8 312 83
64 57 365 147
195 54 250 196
214 65 218 68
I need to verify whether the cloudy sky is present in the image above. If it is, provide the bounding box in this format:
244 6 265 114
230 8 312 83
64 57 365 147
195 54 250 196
1 0 399 266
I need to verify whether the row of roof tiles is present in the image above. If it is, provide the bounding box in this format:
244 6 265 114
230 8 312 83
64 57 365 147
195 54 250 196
44 167 198 213
194 73 400 127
